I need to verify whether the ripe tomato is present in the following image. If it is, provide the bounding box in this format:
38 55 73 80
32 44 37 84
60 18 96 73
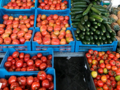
8 76 17 84
40 63 47 70
96 75 101 80
4 61 12 68
7 56 13 62
18 76 26 86
47 55 52 60
39 87 46 90
31 82 40 90
92 65 97 70
42 79 50 88
27 60 34 66
99 63 105 69
86 53 91 58
98 68 103 74
32 56 37 60
27 66 35 71
117 81 120 85
53 14 58 20
35 60 42 67
37 53 42 58
0 79 7 88
93 50 98 55
47 74 53 82
116 61 120 67
12 51 19 58
103 84 108 90
10 82 19 90
27 76 34 85
16 60 23 68
117 85 120 90
110 77 115 81
110 60 116 66
24 57 29 62
106 64 111 70
41 56 47 63
19 53 24 59
37 71 46 80
34 77 39 83
109 54 115 59
14 87 22 90
108 70 114 76
116 53 120 58
97 80 103 87
65 16 69 21
87 58 92 64
112 66 117 71
101 75 107 83
21 67 27 71
106 79 111 86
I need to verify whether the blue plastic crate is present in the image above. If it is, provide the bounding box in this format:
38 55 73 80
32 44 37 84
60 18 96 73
0 0 36 11
1 48 54 70
34 9 72 28
36 0 70 13
0 9 36 27
0 68 56 90
32 27 75 52
72 29 118 52
0 27 34 52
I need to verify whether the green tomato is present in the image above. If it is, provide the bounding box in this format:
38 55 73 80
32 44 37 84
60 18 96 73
115 75 120 81
103 68 108 74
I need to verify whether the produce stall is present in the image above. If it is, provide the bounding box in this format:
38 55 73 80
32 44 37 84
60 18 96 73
0 0 119 90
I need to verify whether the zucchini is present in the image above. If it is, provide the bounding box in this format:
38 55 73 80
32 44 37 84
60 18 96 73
91 31 94 35
71 8 85 11
95 41 100 46
106 24 112 33
106 32 110 39
90 27 96 32
86 41 90 44
103 40 107 44
101 24 106 33
76 37 80 41
102 36 106 40
90 40 95 44
79 33 84 39
93 22 97 25
85 36 90 41
86 21 91 27
89 17 95 21
83 4 93 16
84 15 88 22
90 36 93 40
70 11 83 15
72 24 77 28
71 19 80 21
95 30 100 35
76 28 81 34
72 22 79 25
107 39 113 44
91 15 103 22
86 31 90 35
78 23 85 31
97 23 101 27
91 7 101 15
85 26 90 31
94 25 98 29
99 36 102 40
80 18 85 25
71 2 87 5
75 14 83 19
94 35 98 40
100 40 103 45
82 40 87 44
73 5 87 8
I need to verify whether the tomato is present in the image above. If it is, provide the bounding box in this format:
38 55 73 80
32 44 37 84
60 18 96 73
93 50 98 55
12 51 19 58
19 53 24 59
116 61 120 67
48 82 54 90
106 64 111 70
7 56 13 62
11 65 16 70
4 37 11 44
41 56 47 63
32 56 37 60
117 81 120 85
97 80 103 87
110 60 116 66
93 79 97 87
0 79 7 88
108 70 114 76
40 63 47 70
106 79 111 86
117 85 120 90
16 60 23 68
112 66 117 71
98 68 103 74
53 14 58 20
34 77 39 83
27 76 34 85
110 77 115 81
10 82 19 90
34 36 42 44
37 53 42 58
24 33 32 40
8 76 17 84
31 82 40 90
101 75 107 83
103 84 108 90
15 68 21 71
86 53 91 58
21 67 27 71
96 75 101 80
92 65 97 70
43 37 51 45
99 63 105 69
87 58 92 64
116 53 120 58
109 54 115 59
47 55 52 60
35 60 42 67
46 74 53 82
27 66 35 71
39 87 46 90
27 60 34 66
42 79 50 88
14 87 22 90
4 61 12 68
24 57 29 62
115 69 120 75
64 16 69 21
3 87 9 90
106 74 110 79
18 76 26 85
92 60 98 65
37 71 46 80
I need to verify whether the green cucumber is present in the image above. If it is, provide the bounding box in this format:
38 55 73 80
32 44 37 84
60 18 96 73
99 36 102 40
72 1 87 5
94 25 98 29
106 32 110 39
79 33 84 39
97 23 101 27
101 24 106 33
72 24 77 28
86 21 91 27
90 36 94 40
90 27 96 32
91 7 101 15
86 31 90 35
102 36 106 40
94 35 98 40
106 24 112 33
80 18 85 25
85 36 90 41
75 14 83 19
70 11 83 15
89 17 95 21
93 22 97 24
95 41 100 46
78 23 85 31
72 22 79 25
76 37 80 41
95 30 100 35
76 28 81 34
83 4 93 16
84 15 88 22
73 5 87 8
91 15 103 22
71 19 80 21
71 8 85 11
85 26 90 31
90 40 95 44
91 31 94 35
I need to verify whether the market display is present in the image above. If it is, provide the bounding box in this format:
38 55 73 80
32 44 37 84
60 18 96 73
0 14 34 44
38 0 68 10
86 49 120 90
4 51 52 71
0 71 54 90
35 14 73 45
71 1 116 45
3 0 35 9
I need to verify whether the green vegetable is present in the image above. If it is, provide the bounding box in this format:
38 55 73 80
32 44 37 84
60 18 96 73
115 76 120 81
83 4 93 16
91 7 101 15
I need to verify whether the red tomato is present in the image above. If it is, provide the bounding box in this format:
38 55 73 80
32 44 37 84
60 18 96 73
116 61 120 67
35 60 42 67
27 66 35 71
16 60 23 68
23 63 27 68
4 61 12 68
27 60 34 66
8 76 17 84
87 58 92 64
93 79 97 87
43 37 51 45
7 56 13 62
34 77 39 82
47 55 52 60
24 57 30 62
21 67 27 71
96 75 101 80
99 63 105 69
37 53 42 58
31 82 40 90
53 14 58 20
88 49 93 54
12 51 19 58
32 56 37 60
18 76 26 85
86 53 91 58
11 60 16 65
0 79 7 88
97 80 103 87
19 53 24 59
27 76 34 85
98 68 103 74
108 70 114 76
103 84 108 90
14 87 22 90
110 60 116 66
48 82 54 90
109 54 115 59
117 85 120 90
40 63 47 70
39 87 46 90
93 50 98 55
10 82 19 90
41 56 47 63
51 38 60 45
37 71 47 80
42 79 50 88
106 64 111 70
106 79 111 86
110 77 115 81
47 74 53 82
107 50 111 54
65 16 69 21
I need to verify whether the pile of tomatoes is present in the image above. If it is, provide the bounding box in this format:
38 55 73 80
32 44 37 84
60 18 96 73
86 49 120 90
0 71 54 90
3 0 35 9
38 0 68 10
34 14 73 45
4 51 52 71
0 14 34 44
